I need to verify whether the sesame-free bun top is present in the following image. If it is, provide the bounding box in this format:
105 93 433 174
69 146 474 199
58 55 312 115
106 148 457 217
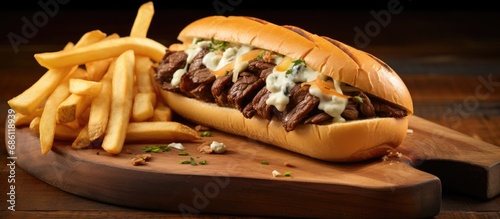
177 15 413 114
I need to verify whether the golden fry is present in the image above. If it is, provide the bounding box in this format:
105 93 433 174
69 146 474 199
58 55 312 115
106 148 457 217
15 108 43 126
30 116 80 141
87 71 113 141
34 37 166 69
72 125 91 149
39 68 88 155
69 79 102 96
101 50 135 154
135 56 154 93
152 101 172 122
8 43 74 115
85 33 120 81
8 30 105 115
125 121 201 143
29 117 41 134
57 93 92 123
132 92 156 122
130 1 154 38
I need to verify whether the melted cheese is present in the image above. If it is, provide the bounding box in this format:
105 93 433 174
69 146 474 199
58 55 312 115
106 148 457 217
174 38 349 122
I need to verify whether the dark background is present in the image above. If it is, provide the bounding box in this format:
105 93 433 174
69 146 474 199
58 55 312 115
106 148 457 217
2 0 499 47
1 0 500 74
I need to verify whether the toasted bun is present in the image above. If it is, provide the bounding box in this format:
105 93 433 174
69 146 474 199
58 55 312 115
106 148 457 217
161 16 413 162
177 16 413 114
160 91 408 162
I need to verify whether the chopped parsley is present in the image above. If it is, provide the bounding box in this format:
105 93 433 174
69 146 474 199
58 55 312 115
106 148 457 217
178 151 189 156
254 50 266 60
353 95 363 103
200 131 211 137
142 145 171 153
209 38 228 52
260 161 269 165
286 59 306 74
180 157 203 166
284 171 291 177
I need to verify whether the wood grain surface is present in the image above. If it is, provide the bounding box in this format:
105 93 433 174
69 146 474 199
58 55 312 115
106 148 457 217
1 5 500 219
5 114 499 218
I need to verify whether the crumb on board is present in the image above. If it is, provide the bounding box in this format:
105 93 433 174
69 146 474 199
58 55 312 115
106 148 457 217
407 129 414 134
198 142 213 154
131 153 152 166
382 149 403 161
195 125 210 132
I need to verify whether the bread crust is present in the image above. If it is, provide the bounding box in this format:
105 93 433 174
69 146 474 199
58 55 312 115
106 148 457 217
177 16 413 114
160 91 408 162
163 15 413 162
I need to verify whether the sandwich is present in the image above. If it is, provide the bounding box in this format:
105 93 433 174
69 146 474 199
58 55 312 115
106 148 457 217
154 15 413 162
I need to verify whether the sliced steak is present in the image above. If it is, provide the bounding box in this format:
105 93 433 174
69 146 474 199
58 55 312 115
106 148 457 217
226 72 265 111
179 68 216 102
282 85 319 131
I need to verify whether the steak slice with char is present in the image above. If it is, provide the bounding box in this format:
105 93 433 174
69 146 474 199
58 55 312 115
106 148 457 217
282 84 319 132
155 50 188 91
227 72 265 111
211 74 233 107
179 68 216 102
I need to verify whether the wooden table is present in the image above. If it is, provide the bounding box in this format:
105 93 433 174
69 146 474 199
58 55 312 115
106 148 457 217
1 5 499 218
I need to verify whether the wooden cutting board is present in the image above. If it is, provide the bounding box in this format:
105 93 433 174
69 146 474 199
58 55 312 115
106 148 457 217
11 116 500 218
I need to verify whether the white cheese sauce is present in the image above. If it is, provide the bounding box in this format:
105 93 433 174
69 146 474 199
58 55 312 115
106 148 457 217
174 38 349 122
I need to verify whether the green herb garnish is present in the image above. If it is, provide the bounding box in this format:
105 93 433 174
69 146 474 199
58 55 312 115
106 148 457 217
253 50 266 61
189 157 197 166
178 151 189 156
283 171 291 177
353 95 363 103
142 145 170 153
180 160 191 164
195 38 204 44
285 59 306 74
200 131 211 137
260 161 269 165
292 59 305 66
180 157 206 166
209 38 228 51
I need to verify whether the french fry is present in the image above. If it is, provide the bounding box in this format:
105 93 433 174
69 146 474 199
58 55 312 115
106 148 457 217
101 50 135 154
152 101 173 122
69 79 102 96
78 106 91 126
57 93 92 123
87 67 113 141
60 119 80 130
15 108 43 126
135 56 154 93
72 125 91 149
8 30 106 115
125 121 201 143
30 116 80 140
15 2 205 155
8 43 74 115
132 55 156 122
39 67 88 155
130 1 154 38
132 92 156 122
34 37 166 69
85 33 120 81
29 117 41 134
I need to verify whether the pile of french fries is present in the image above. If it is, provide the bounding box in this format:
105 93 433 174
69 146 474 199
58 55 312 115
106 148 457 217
8 2 201 155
